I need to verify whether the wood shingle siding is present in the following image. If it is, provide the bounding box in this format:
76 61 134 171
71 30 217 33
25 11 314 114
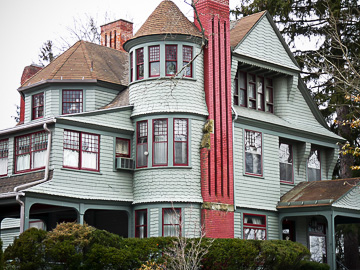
149 208 160 237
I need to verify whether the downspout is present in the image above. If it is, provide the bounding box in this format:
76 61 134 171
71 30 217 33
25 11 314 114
14 123 52 233
231 106 238 210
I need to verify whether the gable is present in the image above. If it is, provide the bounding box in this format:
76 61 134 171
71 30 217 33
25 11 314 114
233 15 299 71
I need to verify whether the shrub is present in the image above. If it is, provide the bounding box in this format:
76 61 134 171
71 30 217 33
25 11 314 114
299 260 330 270
0 238 3 270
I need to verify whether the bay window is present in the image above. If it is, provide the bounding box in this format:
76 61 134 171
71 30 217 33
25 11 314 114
244 130 262 176
153 119 167 166
15 132 47 173
130 52 133 82
174 119 188 166
136 48 144 80
0 139 9 176
136 121 148 168
63 130 99 171
163 208 181 237
135 209 147 238
116 138 130 158
279 142 293 183
243 213 266 240
149 46 160 77
183 46 192 77
308 148 321 181
62 90 83 115
166 45 177 76
32 93 44 120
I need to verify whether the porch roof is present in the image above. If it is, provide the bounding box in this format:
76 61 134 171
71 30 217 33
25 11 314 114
277 178 360 209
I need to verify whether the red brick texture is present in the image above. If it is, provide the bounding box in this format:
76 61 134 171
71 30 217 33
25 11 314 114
100 19 133 52
196 0 234 238
202 208 234 238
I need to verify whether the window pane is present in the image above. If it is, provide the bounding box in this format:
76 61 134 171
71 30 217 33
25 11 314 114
239 72 246 89
137 121 148 168
32 93 44 119
116 138 129 157
32 150 46 169
137 144 147 167
309 235 326 263
166 45 177 75
163 208 181 237
0 158 7 175
0 140 8 175
149 46 160 77
166 62 177 75
153 119 167 165
239 89 247 106
81 133 99 170
245 130 262 175
63 149 79 168
174 119 187 165
63 90 82 114
150 62 160 76
308 149 321 181
183 46 192 77
279 143 293 182
135 210 147 238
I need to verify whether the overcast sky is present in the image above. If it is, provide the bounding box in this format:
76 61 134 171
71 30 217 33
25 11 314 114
0 0 238 130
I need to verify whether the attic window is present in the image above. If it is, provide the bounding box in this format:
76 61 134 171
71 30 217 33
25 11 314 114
136 48 144 80
62 90 83 115
32 92 44 120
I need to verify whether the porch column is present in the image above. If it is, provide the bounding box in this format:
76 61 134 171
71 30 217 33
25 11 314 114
23 199 31 231
78 203 85 225
324 211 336 270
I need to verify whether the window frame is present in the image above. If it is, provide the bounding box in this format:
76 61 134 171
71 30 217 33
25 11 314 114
183 45 193 77
15 131 48 174
257 76 265 111
243 213 267 240
165 45 177 76
162 208 181 237
266 78 274 113
307 148 321 182
136 121 148 169
130 52 133 82
152 119 168 167
62 90 83 115
279 142 294 184
32 92 44 120
248 74 257 109
173 118 188 166
149 45 160 77
115 138 131 158
63 130 100 172
244 129 263 177
135 209 148 238
136 48 144 80
0 139 9 177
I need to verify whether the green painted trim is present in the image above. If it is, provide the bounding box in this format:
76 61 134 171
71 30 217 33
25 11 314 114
60 105 133 118
60 167 103 175
132 113 207 121
55 124 133 138
55 119 134 134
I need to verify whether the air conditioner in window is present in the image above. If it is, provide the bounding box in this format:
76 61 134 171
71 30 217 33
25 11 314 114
116 157 135 170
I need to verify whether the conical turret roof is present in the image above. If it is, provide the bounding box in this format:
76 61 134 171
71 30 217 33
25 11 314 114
133 0 202 39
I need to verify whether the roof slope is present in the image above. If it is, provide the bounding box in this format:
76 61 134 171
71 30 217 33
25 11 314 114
230 11 265 48
278 178 360 208
133 0 202 39
21 41 129 89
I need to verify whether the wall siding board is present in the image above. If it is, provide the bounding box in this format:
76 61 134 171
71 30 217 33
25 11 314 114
333 185 360 210
234 212 241 238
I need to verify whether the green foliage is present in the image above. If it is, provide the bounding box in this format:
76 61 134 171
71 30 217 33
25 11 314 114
0 238 3 270
299 260 330 270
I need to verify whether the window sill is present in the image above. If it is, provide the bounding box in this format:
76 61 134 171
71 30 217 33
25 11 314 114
61 167 102 175
136 166 192 171
280 181 295 186
243 173 264 179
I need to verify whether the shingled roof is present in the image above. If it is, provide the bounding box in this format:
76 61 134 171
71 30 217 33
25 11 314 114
20 41 129 90
132 0 202 39
230 11 266 48
277 178 360 209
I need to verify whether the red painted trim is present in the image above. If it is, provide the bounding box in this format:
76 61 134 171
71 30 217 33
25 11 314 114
165 45 177 76
62 90 83 115
183 46 193 77
130 52 133 82
0 139 9 177
162 208 181 237
115 138 131 158
257 76 265 111
244 129 263 177
152 118 168 167
243 213 267 240
136 121 148 168
136 48 144 80
173 118 188 166
135 209 147 238
148 45 160 77
32 92 44 120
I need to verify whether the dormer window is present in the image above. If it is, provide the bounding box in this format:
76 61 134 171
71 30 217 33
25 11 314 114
32 92 44 120
149 46 160 77
0 139 9 176
136 48 144 80
166 45 177 76
62 90 83 115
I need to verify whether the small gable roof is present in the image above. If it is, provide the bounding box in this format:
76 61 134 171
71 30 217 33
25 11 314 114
20 41 129 90
132 0 202 39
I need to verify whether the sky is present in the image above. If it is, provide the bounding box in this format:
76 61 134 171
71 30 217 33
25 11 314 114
0 0 238 130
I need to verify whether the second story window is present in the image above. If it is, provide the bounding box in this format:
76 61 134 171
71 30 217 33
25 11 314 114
244 130 262 176
130 52 133 82
62 90 83 115
136 121 148 168
116 138 130 158
63 130 99 172
15 132 47 173
0 139 9 176
32 93 44 120
308 148 321 181
266 78 274 113
149 46 160 77
166 45 177 76
257 76 265 111
174 119 188 166
183 46 192 77
153 119 168 166
279 143 293 183
136 48 144 80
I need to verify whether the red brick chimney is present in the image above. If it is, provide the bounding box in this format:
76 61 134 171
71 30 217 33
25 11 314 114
19 65 43 124
100 19 133 52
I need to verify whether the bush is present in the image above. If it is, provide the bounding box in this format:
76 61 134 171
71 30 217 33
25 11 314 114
0 238 3 270
299 260 330 270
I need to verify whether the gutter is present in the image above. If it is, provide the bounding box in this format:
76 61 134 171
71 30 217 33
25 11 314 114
13 123 52 233
232 106 238 210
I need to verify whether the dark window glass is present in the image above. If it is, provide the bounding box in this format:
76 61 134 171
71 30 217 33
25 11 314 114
244 130 262 176
279 143 293 183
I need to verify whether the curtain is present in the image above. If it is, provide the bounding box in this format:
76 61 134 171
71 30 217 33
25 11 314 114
116 140 129 156
0 158 7 175
175 142 187 164
154 142 167 164
81 151 98 170
17 154 30 171
244 228 266 240
137 144 147 167
32 150 46 169
163 209 180 237
136 211 146 238
63 149 79 168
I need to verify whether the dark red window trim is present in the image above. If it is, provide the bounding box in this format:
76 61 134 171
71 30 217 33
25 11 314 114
116 138 131 158
183 46 192 77
32 92 44 120
136 121 148 168
234 75 239 106
63 130 100 172
266 78 274 113
243 213 267 240
149 45 160 77
0 139 9 177
173 118 188 166
135 209 147 238
136 48 144 80
257 76 265 111
15 131 47 174
165 45 177 76
239 71 247 107
244 129 263 177
162 208 181 237
152 119 168 167
279 142 294 184
62 90 83 115
130 52 133 82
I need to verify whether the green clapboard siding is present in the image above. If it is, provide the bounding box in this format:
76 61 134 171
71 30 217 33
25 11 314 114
234 212 241 238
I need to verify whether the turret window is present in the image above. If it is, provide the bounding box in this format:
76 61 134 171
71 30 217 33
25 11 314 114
174 119 188 166
32 92 44 120
165 45 177 76
183 46 192 77
153 119 168 166
136 121 148 168
149 46 160 77
136 48 144 80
